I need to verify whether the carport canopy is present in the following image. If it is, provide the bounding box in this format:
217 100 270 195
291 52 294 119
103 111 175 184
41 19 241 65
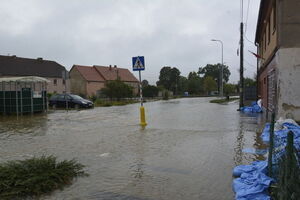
0 76 50 83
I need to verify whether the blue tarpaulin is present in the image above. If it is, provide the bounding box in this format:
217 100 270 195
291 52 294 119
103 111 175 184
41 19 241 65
233 171 273 200
240 102 262 113
232 161 272 199
232 119 300 200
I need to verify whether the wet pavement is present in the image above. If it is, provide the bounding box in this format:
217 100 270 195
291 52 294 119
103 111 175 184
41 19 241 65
0 97 267 200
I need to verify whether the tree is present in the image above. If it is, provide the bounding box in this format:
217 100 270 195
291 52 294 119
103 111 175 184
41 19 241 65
187 72 203 94
203 76 217 94
101 79 133 100
177 76 188 94
156 66 181 94
224 83 237 95
244 77 256 87
143 85 159 97
141 80 149 87
198 63 231 92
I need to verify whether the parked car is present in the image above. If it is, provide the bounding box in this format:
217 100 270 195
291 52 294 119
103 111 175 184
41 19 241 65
49 94 94 109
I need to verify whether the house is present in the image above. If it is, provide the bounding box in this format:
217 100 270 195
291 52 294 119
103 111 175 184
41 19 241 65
0 55 69 94
255 0 300 121
69 65 139 97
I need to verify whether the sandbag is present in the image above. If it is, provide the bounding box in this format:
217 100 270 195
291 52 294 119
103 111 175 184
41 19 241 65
233 161 267 177
240 102 262 113
233 171 273 199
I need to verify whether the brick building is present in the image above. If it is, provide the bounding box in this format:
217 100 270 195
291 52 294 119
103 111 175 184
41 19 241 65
255 0 300 121
69 65 139 97
0 55 69 94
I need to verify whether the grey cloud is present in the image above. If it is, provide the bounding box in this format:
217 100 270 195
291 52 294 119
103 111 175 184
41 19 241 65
0 0 260 84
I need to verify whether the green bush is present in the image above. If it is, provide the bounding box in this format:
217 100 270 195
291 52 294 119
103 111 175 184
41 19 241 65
89 95 97 102
101 79 133 101
0 156 88 199
143 85 159 97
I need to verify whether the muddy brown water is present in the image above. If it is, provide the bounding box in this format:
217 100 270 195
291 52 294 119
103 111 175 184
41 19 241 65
0 97 267 200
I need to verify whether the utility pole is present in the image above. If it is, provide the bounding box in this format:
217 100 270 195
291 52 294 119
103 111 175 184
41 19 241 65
211 39 224 97
239 22 244 108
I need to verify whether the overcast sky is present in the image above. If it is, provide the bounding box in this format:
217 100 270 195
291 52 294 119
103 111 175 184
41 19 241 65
0 0 260 84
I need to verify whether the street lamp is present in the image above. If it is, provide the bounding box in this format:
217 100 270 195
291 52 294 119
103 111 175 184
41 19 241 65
211 39 224 97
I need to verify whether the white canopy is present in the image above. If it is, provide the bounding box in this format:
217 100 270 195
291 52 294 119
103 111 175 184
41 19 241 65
0 76 50 83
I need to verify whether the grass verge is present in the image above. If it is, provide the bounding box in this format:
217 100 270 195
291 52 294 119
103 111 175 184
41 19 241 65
0 156 88 199
94 99 139 107
210 97 239 104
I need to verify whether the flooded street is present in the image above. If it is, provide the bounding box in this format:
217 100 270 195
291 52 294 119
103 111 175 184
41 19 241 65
0 97 266 200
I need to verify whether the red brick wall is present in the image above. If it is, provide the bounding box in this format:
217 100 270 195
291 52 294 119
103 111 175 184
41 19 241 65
86 81 105 97
258 57 277 109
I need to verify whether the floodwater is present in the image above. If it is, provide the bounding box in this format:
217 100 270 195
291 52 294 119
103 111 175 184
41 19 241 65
0 97 267 200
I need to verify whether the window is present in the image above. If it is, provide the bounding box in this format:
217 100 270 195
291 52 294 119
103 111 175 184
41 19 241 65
63 79 66 85
261 36 264 53
273 2 276 32
264 33 267 51
264 78 266 84
53 79 57 85
268 18 271 44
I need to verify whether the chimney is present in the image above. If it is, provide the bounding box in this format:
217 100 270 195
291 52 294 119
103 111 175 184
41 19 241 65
114 65 117 68
109 65 112 70
37 57 43 62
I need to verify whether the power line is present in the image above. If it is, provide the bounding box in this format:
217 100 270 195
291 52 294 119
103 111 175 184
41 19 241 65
244 35 255 45
244 0 250 34
244 59 256 68
240 0 244 22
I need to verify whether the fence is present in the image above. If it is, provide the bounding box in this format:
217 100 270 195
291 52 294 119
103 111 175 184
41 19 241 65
268 113 300 199
0 78 48 115
244 86 257 101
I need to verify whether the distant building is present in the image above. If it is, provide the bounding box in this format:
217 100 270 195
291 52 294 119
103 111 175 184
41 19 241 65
255 0 300 121
0 55 69 94
69 65 139 97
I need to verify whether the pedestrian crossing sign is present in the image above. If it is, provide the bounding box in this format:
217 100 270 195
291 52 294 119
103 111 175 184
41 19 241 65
132 56 145 71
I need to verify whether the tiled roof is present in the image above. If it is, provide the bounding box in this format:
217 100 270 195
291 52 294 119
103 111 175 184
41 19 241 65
94 65 139 82
0 55 67 78
72 65 105 82
72 65 139 83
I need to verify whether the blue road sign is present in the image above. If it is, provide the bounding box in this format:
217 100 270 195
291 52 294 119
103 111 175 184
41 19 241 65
132 56 145 71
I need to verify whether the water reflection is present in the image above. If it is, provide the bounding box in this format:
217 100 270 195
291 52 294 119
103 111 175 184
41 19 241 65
0 113 48 136
233 112 267 166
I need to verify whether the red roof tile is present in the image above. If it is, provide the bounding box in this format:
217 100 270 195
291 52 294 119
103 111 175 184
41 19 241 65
72 65 139 83
94 65 139 82
72 65 105 82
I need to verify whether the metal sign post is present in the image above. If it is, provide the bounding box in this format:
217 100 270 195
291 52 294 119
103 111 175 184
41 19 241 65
62 70 68 111
132 56 147 126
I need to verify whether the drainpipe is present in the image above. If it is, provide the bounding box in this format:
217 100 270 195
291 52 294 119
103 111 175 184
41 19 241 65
255 42 259 101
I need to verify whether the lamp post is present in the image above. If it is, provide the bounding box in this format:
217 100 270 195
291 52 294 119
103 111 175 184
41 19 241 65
211 39 224 97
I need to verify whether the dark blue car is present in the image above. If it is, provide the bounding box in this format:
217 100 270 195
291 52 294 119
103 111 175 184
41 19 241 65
49 94 94 109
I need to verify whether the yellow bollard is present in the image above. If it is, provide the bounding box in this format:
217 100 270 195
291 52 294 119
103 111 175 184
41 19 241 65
140 106 147 126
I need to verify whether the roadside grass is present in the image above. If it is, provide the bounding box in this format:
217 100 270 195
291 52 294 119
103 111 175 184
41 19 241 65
0 156 88 200
210 97 239 104
94 99 139 107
